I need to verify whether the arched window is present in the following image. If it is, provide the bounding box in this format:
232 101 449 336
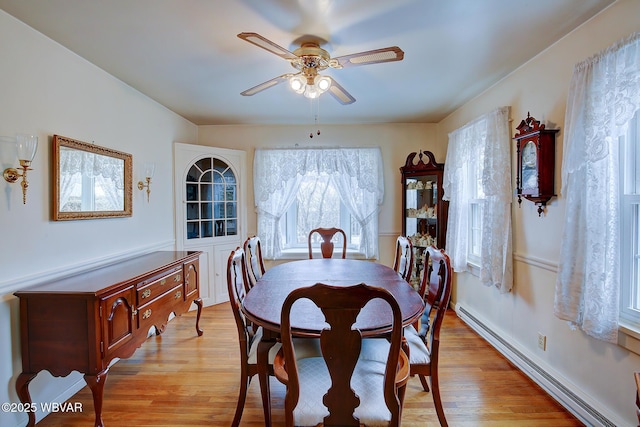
185 157 237 239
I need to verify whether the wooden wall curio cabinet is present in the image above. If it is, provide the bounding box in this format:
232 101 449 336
514 112 559 216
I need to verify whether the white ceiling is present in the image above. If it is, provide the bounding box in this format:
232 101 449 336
0 0 615 126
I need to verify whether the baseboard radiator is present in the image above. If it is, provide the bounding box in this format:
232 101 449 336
456 305 616 427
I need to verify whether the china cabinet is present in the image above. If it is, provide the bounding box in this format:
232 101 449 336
400 150 448 287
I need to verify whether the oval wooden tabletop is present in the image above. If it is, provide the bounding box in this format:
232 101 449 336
242 258 425 337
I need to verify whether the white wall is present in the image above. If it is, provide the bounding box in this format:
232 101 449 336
0 11 197 426
437 1 640 425
197 123 442 266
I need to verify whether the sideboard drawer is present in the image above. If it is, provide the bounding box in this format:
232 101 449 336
136 284 183 331
137 269 183 305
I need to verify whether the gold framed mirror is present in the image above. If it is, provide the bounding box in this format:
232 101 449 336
53 135 132 220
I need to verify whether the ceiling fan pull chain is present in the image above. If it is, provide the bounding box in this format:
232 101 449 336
308 97 319 138
309 97 314 138
315 98 321 136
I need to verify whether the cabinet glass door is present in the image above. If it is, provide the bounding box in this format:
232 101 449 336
185 157 237 239
400 151 448 287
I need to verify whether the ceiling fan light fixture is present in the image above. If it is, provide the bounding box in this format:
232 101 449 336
303 84 320 99
315 75 332 92
289 75 306 93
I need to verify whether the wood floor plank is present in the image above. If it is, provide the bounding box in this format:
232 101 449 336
35 304 584 426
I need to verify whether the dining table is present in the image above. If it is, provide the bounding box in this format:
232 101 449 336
241 258 425 426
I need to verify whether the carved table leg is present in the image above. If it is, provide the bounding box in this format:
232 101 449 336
194 297 203 336
84 370 108 427
16 372 37 427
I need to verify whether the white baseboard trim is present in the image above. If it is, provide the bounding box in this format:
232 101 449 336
454 303 622 427
35 377 87 425
15 357 125 426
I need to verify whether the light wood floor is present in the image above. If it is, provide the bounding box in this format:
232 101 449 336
37 303 583 426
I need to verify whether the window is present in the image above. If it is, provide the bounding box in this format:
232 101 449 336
282 173 361 250
555 32 639 342
253 147 383 260
468 147 485 264
443 106 512 292
620 109 640 327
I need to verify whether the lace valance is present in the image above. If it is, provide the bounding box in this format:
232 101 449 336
253 147 384 204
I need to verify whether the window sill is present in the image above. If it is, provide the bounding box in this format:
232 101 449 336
466 261 481 277
277 248 368 261
618 321 640 356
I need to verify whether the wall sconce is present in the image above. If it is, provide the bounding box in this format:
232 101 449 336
3 134 38 204
137 162 155 202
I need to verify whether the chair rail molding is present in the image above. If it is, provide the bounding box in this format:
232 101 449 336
0 239 175 294
513 251 558 273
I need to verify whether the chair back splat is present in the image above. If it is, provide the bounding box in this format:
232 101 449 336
274 283 409 427
243 235 266 288
392 235 413 283
308 227 347 259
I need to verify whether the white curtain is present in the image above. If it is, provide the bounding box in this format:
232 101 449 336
443 106 513 293
555 32 640 343
253 147 384 259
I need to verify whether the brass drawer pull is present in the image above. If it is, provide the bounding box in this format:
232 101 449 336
175 291 182 299
141 289 152 299
142 309 152 319
174 275 181 282
160 279 167 286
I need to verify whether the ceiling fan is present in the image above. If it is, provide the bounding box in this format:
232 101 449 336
237 32 404 105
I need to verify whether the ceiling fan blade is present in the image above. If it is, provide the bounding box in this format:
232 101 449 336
237 32 298 60
331 46 404 68
326 78 356 105
241 73 293 96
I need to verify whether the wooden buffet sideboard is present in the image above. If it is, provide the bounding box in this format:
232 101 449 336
14 251 203 427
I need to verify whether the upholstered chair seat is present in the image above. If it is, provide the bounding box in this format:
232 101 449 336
292 357 394 427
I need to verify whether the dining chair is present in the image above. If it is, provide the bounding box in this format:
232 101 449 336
407 246 452 426
392 235 413 283
227 247 273 426
227 247 321 427
273 282 410 427
243 235 266 288
361 246 452 426
307 227 347 259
